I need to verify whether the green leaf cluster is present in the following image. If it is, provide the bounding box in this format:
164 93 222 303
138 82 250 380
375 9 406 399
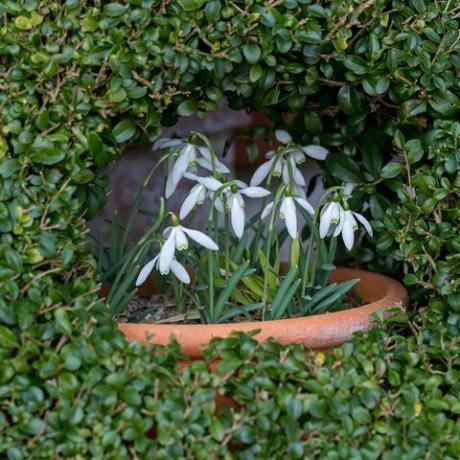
0 0 459 456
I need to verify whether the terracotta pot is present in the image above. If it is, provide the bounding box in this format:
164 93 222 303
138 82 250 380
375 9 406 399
118 268 408 358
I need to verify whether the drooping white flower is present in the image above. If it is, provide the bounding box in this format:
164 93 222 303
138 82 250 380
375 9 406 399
250 151 305 188
135 218 218 286
250 130 328 187
136 255 190 285
179 183 207 219
153 137 229 198
192 176 270 238
228 182 270 238
334 208 373 251
319 198 345 239
319 193 373 251
262 193 315 239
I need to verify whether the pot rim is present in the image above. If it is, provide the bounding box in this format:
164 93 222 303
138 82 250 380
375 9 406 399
118 267 408 357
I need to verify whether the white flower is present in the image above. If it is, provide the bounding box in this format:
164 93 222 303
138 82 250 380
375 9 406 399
250 151 305 188
319 200 345 239
136 255 190 285
262 194 315 239
135 221 218 286
193 176 270 238
319 195 373 251
179 183 207 219
250 130 328 187
227 182 271 238
153 137 229 198
335 209 373 251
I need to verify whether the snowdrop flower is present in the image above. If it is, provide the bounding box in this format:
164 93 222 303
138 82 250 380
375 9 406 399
192 176 270 238
179 183 207 219
319 194 373 251
136 254 190 285
153 136 229 198
319 194 345 239
262 192 315 239
227 182 271 238
250 130 328 187
135 215 218 286
335 205 373 251
180 173 225 216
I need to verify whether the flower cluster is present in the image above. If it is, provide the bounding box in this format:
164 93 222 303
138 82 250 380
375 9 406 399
136 131 373 287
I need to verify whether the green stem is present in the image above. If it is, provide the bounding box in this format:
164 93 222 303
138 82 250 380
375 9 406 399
224 212 230 279
121 153 169 252
261 185 286 320
300 185 344 297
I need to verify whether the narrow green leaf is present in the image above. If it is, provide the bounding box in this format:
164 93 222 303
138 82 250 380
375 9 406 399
214 262 250 320
270 266 298 319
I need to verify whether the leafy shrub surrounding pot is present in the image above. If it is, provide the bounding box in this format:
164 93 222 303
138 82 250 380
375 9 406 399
0 0 459 457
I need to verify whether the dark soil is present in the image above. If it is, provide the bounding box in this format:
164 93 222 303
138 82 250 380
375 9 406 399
114 291 364 324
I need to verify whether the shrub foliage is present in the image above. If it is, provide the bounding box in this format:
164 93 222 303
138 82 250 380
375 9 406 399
0 0 459 458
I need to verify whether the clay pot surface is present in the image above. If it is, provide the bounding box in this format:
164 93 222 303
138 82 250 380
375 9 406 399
118 268 408 358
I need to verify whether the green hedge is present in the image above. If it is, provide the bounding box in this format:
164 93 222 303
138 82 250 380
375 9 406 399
0 0 459 457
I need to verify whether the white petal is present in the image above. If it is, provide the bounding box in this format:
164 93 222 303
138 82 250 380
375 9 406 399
182 227 219 250
293 184 306 200
284 197 297 239
170 259 190 284
292 150 305 164
196 157 217 172
235 180 248 189
171 145 192 183
197 186 206 203
282 163 290 185
240 186 271 198
279 196 287 219
333 206 346 237
197 145 212 162
159 233 176 274
231 197 245 239
275 130 292 145
180 185 204 219
292 163 306 186
294 197 314 215
165 174 178 199
183 171 198 181
319 203 333 238
261 202 274 219
342 216 355 251
272 158 283 176
329 202 341 223
343 183 355 197
213 194 225 213
135 256 158 286
250 159 273 186
196 176 223 192
302 145 329 161
153 138 183 150
265 150 275 159
236 192 245 208
353 211 373 236
174 227 188 250
215 159 230 174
